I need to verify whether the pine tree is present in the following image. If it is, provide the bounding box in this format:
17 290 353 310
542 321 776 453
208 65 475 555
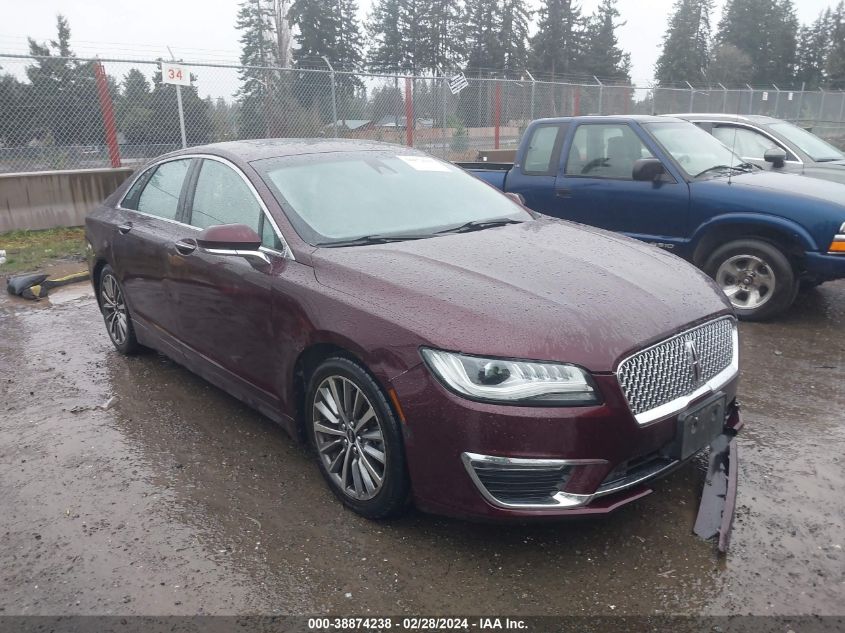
464 0 501 74
796 10 832 89
367 0 405 71
582 0 631 81
424 0 465 74
290 0 364 121
26 15 102 146
118 69 153 144
235 0 277 137
529 0 586 79
499 0 531 76
827 2 845 89
655 0 714 85
716 0 798 85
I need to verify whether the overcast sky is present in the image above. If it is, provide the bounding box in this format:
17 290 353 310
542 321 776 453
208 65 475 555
0 0 835 86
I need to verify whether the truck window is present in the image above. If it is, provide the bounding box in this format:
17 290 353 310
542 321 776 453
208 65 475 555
566 124 653 180
522 125 561 174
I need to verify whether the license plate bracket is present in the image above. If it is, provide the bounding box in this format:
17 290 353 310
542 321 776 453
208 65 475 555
672 393 727 461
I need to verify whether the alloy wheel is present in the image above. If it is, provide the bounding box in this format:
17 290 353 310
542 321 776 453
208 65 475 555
100 273 128 346
312 375 387 501
715 254 776 310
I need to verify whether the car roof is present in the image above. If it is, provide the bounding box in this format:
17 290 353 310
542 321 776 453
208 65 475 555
670 113 782 124
161 138 418 163
532 114 681 124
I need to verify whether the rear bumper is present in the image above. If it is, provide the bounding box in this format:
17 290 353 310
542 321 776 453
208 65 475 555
390 364 741 521
804 251 845 281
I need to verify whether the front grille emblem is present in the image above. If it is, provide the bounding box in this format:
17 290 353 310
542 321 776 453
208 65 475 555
685 339 702 384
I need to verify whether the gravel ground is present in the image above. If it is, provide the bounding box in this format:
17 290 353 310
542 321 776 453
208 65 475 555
0 281 843 617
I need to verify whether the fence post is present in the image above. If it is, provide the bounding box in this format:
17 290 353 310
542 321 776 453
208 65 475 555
404 77 413 147
772 84 780 117
594 76 603 115
796 82 806 122
574 85 582 116
838 91 845 135
818 88 826 127
745 84 754 114
686 81 695 111
526 70 536 121
719 83 727 113
493 81 502 149
167 47 187 149
322 57 339 138
93 60 121 168
437 67 448 159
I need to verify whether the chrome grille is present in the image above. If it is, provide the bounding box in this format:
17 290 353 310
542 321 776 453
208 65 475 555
616 317 737 422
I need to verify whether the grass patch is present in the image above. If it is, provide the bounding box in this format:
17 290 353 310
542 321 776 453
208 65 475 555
0 227 86 274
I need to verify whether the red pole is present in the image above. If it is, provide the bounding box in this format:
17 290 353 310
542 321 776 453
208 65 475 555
94 61 121 168
574 86 581 116
405 77 414 147
494 82 502 149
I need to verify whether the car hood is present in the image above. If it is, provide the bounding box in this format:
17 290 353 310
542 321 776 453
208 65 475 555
720 170 845 203
312 219 731 372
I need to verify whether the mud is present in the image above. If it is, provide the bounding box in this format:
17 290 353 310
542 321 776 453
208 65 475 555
0 281 843 616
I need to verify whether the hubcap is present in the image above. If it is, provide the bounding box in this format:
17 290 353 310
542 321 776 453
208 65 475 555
715 254 776 310
100 274 128 345
312 376 387 501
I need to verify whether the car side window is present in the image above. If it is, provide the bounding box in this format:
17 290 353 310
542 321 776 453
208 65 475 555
565 124 653 180
190 159 262 232
134 159 191 220
712 125 789 161
259 214 284 251
522 125 561 174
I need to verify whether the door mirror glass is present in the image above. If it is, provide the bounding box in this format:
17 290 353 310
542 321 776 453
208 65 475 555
197 224 262 251
764 147 787 168
632 158 666 182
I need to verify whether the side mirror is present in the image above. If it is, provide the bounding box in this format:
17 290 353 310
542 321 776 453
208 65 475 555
505 191 527 206
632 158 666 182
764 147 787 168
197 224 268 264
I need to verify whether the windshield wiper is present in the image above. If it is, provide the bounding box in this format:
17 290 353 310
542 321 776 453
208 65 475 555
435 218 524 235
694 164 753 178
318 233 433 247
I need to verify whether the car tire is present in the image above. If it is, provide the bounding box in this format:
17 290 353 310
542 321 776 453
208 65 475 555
306 357 410 519
703 239 796 321
98 265 140 355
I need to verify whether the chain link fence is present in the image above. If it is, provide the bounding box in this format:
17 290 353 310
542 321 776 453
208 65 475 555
2 53 845 174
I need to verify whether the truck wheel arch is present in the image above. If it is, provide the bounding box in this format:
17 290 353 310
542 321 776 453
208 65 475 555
690 216 815 268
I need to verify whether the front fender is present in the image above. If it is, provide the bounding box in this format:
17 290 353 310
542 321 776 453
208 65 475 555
690 212 819 253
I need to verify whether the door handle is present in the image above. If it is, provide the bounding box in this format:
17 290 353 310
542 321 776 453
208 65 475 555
117 223 133 235
174 238 197 256
555 188 572 198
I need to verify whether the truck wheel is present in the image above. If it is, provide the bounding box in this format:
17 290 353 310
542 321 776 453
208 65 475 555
703 239 796 321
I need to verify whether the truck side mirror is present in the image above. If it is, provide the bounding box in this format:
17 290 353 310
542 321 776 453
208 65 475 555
764 147 787 168
632 158 666 182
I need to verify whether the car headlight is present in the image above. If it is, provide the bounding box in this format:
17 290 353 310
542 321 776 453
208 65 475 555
420 348 600 406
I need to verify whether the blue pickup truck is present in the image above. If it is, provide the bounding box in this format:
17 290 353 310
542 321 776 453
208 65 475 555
461 115 845 320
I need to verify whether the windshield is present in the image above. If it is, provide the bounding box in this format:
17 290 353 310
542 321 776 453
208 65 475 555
252 151 530 245
644 121 745 178
768 122 844 162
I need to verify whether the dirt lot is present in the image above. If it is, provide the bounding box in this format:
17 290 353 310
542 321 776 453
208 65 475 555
0 279 843 617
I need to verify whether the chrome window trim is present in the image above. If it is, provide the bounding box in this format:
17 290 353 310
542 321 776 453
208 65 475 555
616 316 739 426
461 452 607 510
694 120 804 165
117 153 295 261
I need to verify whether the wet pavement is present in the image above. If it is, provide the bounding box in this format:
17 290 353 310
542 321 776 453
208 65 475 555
0 281 843 616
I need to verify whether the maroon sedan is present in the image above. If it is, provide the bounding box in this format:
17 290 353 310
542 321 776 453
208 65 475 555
86 139 741 522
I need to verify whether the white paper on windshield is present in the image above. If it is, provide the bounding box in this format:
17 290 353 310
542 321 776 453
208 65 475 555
397 155 451 172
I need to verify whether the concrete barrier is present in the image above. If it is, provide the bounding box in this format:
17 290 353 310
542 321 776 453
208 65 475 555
0 167 134 232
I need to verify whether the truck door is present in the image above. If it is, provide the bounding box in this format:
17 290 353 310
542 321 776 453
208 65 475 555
501 122 569 215
552 122 690 248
